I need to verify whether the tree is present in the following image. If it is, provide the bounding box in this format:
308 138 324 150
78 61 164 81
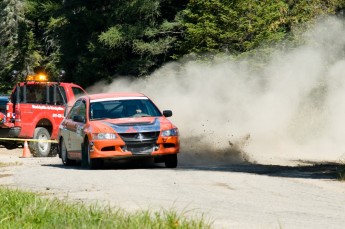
180 0 345 56
2 0 344 91
23 0 64 80
0 0 25 92
180 0 289 55
54 0 187 87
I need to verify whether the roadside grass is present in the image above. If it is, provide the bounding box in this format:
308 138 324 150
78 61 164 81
0 188 212 228
0 161 22 167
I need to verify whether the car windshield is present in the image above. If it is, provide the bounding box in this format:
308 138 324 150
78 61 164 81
89 98 162 120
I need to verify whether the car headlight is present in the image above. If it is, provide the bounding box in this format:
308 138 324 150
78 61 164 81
161 128 179 137
92 133 117 140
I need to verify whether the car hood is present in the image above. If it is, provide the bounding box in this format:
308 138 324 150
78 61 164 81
91 117 174 133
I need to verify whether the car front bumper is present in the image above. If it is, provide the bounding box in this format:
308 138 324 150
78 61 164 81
89 136 180 159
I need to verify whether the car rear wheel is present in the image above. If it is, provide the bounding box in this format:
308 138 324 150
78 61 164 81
29 127 51 157
82 139 103 170
60 138 74 166
164 154 178 168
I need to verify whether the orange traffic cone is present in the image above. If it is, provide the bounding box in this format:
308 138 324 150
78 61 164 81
20 140 32 158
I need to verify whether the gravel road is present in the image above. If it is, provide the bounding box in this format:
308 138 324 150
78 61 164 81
1 147 345 229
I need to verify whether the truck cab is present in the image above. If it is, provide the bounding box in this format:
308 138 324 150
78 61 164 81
0 73 86 156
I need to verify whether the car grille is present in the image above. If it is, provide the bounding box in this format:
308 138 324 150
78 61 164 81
118 131 160 155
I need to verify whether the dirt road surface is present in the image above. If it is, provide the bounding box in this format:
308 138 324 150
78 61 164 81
1 147 345 229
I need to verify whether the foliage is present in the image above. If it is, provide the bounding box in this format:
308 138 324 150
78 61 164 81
180 0 345 56
0 187 211 228
0 0 345 90
23 0 64 80
56 0 187 86
0 0 25 92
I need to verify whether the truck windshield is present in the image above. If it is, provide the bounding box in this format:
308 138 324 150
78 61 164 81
90 99 162 120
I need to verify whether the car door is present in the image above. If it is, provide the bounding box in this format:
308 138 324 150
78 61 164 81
62 100 80 152
72 100 86 154
65 99 86 153
59 117 72 151
59 100 80 152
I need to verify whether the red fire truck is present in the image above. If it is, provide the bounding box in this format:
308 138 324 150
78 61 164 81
0 72 86 157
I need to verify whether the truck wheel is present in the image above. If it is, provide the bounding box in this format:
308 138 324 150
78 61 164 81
29 127 51 157
164 154 178 168
60 138 74 166
82 139 103 169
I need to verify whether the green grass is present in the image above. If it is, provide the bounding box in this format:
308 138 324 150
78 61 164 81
0 161 22 167
0 188 211 228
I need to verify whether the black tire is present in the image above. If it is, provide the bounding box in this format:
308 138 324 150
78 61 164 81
82 139 103 170
49 144 58 157
29 127 51 157
164 154 178 168
60 138 74 166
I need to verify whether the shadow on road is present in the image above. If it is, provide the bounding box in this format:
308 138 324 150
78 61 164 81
43 158 344 180
175 147 344 179
43 158 165 170
178 160 344 180
41 145 344 180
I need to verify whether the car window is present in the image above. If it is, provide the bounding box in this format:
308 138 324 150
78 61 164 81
67 100 86 122
67 100 81 119
76 102 86 122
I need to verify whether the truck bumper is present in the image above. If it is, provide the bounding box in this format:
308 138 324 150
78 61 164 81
0 127 21 138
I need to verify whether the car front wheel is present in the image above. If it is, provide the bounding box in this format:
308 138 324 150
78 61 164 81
82 139 103 169
165 154 178 168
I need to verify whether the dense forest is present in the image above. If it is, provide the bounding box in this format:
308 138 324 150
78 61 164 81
1 0 345 92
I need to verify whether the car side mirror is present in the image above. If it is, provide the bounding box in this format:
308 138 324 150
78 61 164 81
73 115 85 123
163 110 172 117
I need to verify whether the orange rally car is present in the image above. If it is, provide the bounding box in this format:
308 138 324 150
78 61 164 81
58 92 180 169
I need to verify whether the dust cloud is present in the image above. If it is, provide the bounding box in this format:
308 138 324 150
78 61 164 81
88 17 345 165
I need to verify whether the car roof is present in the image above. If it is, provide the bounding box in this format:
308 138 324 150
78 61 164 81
86 92 147 101
0 95 9 100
